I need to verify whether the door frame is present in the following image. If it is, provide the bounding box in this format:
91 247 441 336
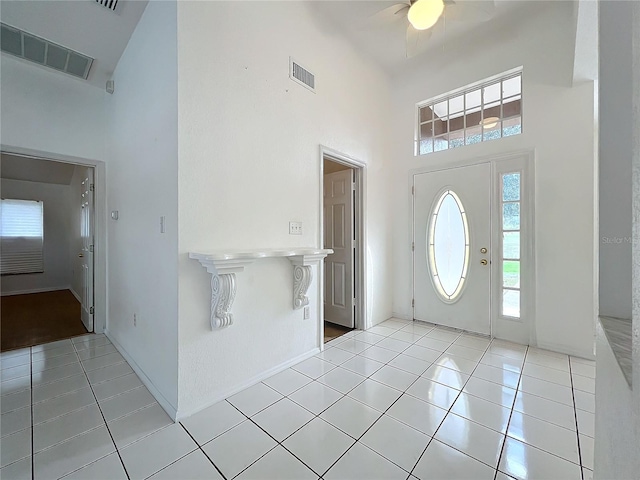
409 149 535 343
319 146 367 342
1 144 107 334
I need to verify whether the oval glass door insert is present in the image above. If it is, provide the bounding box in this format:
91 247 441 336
427 189 470 302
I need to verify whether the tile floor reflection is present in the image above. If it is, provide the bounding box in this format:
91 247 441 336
1 319 595 479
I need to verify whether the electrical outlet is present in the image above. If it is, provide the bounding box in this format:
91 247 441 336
289 221 303 235
133 313 137 327
303 306 310 319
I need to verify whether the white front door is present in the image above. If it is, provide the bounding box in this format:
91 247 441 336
80 170 94 332
324 169 355 328
413 163 492 335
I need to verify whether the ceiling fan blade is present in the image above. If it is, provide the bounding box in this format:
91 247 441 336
366 3 410 27
406 24 433 58
444 0 495 22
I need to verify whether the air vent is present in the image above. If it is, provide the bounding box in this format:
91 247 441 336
1 23 93 80
289 57 315 93
96 0 118 11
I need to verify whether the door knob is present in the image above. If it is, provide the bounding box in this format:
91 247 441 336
78 254 84 258
480 259 488 266
480 247 488 254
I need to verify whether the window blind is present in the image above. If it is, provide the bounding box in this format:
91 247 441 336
0 199 44 275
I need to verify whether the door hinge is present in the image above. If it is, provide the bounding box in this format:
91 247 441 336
90 184 95 192
411 299 415 307
90 306 95 315
89 245 94 253
411 242 415 252
412 186 415 195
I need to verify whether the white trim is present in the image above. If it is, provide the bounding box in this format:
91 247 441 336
69 287 81 303
175 347 321 421
105 330 178 421
319 146 368 339
0 285 72 297
0 144 106 334
536 339 595 361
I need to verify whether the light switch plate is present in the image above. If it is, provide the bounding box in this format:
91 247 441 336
289 221 302 235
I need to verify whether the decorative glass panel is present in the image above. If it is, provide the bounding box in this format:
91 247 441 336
427 190 470 302
503 232 520 259
465 126 482 145
434 135 449 152
449 129 465 149
503 116 522 137
502 173 520 201
503 260 520 288
503 203 520 230
483 124 502 142
419 138 433 155
503 289 520 318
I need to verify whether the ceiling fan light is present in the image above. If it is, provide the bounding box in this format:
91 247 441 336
407 0 445 30
480 117 500 129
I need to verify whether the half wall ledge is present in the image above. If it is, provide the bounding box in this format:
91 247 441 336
189 248 333 330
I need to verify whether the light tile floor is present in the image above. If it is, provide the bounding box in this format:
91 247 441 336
0 319 596 480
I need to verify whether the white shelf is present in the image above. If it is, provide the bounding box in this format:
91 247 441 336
189 248 333 329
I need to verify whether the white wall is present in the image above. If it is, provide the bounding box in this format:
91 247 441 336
594 2 640 477
390 2 597 357
105 0 179 415
0 55 105 161
176 1 393 417
0 178 73 295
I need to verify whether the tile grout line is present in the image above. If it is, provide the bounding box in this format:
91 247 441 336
569 356 585 480
71 340 132 480
493 344 529 480
178 422 228 480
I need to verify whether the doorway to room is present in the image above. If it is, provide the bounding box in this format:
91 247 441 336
0 153 96 351
322 152 364 343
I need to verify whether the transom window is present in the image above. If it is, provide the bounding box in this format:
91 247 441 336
417 71 522 155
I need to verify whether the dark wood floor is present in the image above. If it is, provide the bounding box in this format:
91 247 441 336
324 321 353 343
1 290 88 352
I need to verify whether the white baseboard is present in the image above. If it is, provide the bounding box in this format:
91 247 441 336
1 285 72 297
69 288 81 303
391 312 413 321
175 347 321 421
535 340 596 361
104 330 178 421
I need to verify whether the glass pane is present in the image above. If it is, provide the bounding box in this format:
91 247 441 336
503 202 520 230
434 135 449 152
449 129 465 149
420 122 433 140
449 94 464 117
420 106 434 123
503 232 520 259
503 97 522 118
483 82 501 104
503 116 522 137
465 125 482 145
419 138 433 155
502 173 520 201
465 89 481 113
434 100 448 120
433 118 447 137
483 123 501 142
503 289 520 318
430 192 468 298
503 75 521 98
503 260 520 287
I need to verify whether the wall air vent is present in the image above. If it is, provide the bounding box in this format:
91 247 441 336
1 23 93 80
289 57 315 93
96 0 118 12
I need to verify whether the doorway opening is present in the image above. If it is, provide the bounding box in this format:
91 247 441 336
0 152 96 351
321 149 365 344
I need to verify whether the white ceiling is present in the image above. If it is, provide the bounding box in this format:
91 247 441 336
1 154 77 185
308 1 563 76
0 0 148 87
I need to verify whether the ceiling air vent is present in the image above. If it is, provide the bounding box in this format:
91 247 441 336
289 57 315 93
1 23 93 79
96 0 119 12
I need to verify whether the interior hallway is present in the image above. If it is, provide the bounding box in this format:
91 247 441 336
1 290 87 352
0 318 595 479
